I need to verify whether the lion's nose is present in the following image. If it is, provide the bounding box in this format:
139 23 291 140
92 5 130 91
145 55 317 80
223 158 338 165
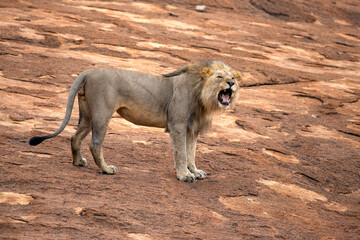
227 81 235 87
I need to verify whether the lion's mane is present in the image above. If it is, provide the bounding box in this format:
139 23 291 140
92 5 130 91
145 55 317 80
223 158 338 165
164 61 235 135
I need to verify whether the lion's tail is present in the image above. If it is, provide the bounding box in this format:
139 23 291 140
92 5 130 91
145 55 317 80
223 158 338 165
29 71 88 146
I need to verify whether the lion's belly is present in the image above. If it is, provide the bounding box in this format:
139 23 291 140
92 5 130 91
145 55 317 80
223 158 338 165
116 106 167 128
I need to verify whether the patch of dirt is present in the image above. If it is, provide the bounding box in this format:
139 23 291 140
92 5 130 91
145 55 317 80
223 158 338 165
250 0 316 22
0 0 359 239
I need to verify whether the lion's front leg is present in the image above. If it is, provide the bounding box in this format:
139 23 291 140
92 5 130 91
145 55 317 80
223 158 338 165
186 132 207 180
169 126 196 182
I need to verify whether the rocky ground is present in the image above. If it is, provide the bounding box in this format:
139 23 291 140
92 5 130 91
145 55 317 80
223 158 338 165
0 0 359 239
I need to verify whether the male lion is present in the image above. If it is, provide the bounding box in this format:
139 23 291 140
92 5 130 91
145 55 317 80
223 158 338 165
29 61 241 182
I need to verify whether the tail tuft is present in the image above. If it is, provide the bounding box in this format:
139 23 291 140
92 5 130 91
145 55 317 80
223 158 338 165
29 136 47 146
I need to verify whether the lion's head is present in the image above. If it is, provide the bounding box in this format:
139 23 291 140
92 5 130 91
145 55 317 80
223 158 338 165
198 61 241 112
164 61 241 134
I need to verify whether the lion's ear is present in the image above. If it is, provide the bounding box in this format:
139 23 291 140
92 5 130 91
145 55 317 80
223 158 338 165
232 71 242 81
200 67 213 79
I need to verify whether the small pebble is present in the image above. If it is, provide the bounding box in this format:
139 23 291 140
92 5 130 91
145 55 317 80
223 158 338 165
195 5 206 12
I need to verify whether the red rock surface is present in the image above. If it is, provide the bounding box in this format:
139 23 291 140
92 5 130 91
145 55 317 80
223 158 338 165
0 0 359 239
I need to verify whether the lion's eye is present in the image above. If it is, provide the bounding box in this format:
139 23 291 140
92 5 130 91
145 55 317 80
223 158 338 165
217 76 223 79
232 77 235 80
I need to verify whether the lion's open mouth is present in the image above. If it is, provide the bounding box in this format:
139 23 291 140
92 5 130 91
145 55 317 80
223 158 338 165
218 88 232 106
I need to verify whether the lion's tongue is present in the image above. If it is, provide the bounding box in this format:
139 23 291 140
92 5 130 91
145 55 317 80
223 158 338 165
221 93 230 103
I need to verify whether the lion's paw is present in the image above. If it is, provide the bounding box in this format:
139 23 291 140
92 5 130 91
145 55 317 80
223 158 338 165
73 158 88 167
177 171 196 183
102 165 118 175
194 169 207 180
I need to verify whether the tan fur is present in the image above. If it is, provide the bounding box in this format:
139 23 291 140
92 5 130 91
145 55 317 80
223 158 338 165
30 61 241 182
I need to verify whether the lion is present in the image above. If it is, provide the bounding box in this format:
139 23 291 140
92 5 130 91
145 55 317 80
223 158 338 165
29 61 241 182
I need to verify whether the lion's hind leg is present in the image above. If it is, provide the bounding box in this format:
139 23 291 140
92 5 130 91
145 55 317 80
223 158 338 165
71 96 91 167
88 101 118 175
89 121 118 174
